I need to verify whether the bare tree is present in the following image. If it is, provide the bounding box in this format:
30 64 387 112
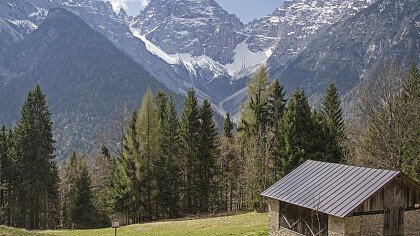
347 61 411 171
98 105 129 157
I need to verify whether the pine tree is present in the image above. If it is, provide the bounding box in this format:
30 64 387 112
239 65 270 135
197 99 219 213
164 96 182 217
103 154 128 217
268 80 287 128
14 85 59 229
154 91 168 219
218 113 239 212
61 152 83 228
223 113 234 139
70 164 96 229
280 88 320 176
237 65 275 211
268 79 287 179
0 126 12 225
0 128 16 226
121 111 141 223
322 83 345 163
154 92 182 219
137 88 158 221
180 88 201 214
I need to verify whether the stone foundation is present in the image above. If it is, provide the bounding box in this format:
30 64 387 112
267 200 420 235
404 209 420 236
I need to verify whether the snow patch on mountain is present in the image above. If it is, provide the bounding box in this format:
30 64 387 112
130 26 179 64
225 41 274 76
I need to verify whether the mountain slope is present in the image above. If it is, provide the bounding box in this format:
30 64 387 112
278 0 420 103
245 0 374 70
0 8 174 160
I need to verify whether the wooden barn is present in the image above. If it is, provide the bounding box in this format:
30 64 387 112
261 160 420 236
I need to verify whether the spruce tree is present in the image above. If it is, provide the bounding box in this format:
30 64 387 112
280 88 320 176
268 79 287 179
180 88 201 214
198 99 219 212
0 129 16 226
121 111 141 222
154 91 168 219
322 83 345 163
239 65 270 135
61 152 82 228
155 92 181 219
70 164 95 229
164 96 182 217
14 85 59 229
223 113 234 138
218 113 239 212
268 80 287 128
0 126 11 224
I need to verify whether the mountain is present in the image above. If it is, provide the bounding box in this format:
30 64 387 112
0 8 174 160
1 0 418 158
251 0 375 69
277 0 420 104
132 0 245 65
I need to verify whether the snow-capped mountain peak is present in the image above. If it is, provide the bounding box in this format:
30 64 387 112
131 0 245 65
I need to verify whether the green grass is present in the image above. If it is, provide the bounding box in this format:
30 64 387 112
0 226 46 236
1 212 268 236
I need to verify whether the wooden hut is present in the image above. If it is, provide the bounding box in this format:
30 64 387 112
261 160 420 236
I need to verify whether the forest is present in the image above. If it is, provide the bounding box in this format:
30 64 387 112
0 63 418 230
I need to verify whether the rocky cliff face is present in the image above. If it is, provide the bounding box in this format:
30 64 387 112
245 0 376 69
131 0 245 65
277 0 420 104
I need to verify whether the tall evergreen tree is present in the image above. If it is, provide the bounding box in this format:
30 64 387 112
0 128 16 226
268 80 287 128
61 152 82 228
321 83 345 163
279 88 321 176
197 99 219 213
155 93 181 218
218 113 239 212
180 88 201 214
137 88 158 221
268 79 287 179
14 85 59 229
0 126 12 225
70 164 96 229
239 65 270 135
223 113 234 139
121 111 141 223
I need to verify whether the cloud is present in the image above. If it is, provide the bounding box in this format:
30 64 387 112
108 0 149 15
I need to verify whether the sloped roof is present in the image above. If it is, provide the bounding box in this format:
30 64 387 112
261 160 402 218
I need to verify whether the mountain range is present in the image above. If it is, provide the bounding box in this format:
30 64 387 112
0 0 419 158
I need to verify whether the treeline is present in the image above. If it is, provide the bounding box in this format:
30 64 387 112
0 63 418 230
0 86 60 229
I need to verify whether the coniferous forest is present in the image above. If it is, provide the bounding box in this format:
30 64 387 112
0 63 419 230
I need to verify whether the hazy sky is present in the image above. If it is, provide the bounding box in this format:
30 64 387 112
107 0 285 23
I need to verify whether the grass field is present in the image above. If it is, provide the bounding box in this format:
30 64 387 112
0 212 268 236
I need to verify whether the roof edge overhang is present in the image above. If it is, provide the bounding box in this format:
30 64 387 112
263 172 420 218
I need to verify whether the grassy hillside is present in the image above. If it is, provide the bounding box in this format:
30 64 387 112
0 226 45 236
0 212 268 236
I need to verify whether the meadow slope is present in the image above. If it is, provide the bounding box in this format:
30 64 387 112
0 212 268 236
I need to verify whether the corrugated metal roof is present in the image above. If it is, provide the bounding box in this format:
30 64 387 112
261 160 401 218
